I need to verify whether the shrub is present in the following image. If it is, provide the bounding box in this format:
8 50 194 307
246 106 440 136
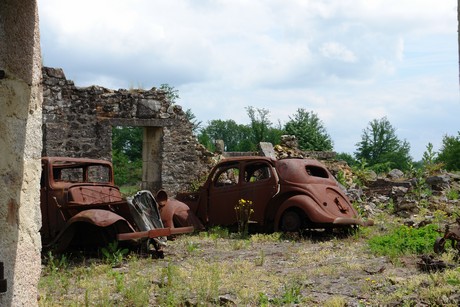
368 224 439 260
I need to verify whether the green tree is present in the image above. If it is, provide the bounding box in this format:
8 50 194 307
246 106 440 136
112 126 143 186
336 152 357 167
355 117 412 172
185 109 202 133
246 106 283 149
159 83 179 102
199 119 252 151
437 132 460 171
246 106 271 145
284 108 333 151
112 126 143 161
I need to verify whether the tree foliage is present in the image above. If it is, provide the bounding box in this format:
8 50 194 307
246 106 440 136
199 119 252 151
355 117 412 171
284 108 333 151
198 107 283 152
185 108 202 133
437 132 460 171
112 126 143 161
336 152 357 167
112 126 143 186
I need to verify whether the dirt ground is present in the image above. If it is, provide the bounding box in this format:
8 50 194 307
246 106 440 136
147 229 460 306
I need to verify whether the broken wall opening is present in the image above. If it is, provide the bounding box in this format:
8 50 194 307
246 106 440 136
111 125 163 194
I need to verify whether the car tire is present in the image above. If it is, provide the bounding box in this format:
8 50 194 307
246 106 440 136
280 210 303 232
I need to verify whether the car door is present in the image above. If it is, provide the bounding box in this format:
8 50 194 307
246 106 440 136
207 161 242 226
239 161 278 225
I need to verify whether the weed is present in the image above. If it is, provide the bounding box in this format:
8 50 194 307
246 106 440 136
250 232 282 243
108 270 125 293
351 159 375 187
254 250 265 266
101 241 129 267
207 226 230 239
122 269 150 306
157 262 184 306
368 224 439 260
336 170 347 187
186 241 200 253
44 251 70 274
324 296 347 307
231 239 251 250
274 281 303 305
258 292 270 306
446 189 459 201
191 260 221 304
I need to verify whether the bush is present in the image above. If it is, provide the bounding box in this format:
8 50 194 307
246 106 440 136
368 224 439 260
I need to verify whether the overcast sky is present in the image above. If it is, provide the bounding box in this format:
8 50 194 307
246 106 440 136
38 0 459 160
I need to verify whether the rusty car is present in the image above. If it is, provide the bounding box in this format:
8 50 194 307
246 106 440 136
40 157 193 253
164 156 371 232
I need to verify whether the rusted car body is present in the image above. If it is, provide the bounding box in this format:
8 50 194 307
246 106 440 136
40 157 192 252
169 157 371 232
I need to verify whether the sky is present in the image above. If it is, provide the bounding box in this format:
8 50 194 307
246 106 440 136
38 0 460 161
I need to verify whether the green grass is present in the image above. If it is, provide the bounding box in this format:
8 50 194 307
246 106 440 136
368 224 440 260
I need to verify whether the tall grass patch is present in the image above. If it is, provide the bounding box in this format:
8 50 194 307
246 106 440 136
368 224 439 260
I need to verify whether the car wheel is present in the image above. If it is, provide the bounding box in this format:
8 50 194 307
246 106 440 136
280 210 303 232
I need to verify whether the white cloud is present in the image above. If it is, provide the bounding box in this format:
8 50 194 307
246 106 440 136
38 0 459 160
320 42 357 63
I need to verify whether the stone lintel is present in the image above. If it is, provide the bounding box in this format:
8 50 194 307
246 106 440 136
101 118 178 127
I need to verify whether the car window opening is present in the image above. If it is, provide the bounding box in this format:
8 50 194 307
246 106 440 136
305 165 329 178
245 163 271 183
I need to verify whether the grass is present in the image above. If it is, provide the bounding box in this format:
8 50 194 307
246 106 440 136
38 222 460 306
368 224 440 261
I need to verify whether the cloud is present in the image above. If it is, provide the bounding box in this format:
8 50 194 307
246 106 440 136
38 0 459 160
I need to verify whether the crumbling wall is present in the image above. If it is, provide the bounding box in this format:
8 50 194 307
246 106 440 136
42 67 211 195
0 0 43 305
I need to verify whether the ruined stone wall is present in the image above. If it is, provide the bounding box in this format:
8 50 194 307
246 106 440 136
42 67 210 195
0 1 43 305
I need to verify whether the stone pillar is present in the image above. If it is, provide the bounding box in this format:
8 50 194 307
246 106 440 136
142 127 163 193
0 1 43 306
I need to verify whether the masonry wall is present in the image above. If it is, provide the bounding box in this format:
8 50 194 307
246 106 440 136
42 67 211 195
0 1 43 305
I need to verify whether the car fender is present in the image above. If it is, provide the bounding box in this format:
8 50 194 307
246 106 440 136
274 194 331 231
44 209 135 252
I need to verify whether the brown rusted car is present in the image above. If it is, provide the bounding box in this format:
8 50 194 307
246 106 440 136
40 157 192 252
165 156 371 232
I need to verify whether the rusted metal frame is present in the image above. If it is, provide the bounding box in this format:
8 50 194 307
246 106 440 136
117 226 194 241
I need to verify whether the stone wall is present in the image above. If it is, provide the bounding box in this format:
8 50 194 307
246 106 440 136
42 67 211 195
0 1 43 305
